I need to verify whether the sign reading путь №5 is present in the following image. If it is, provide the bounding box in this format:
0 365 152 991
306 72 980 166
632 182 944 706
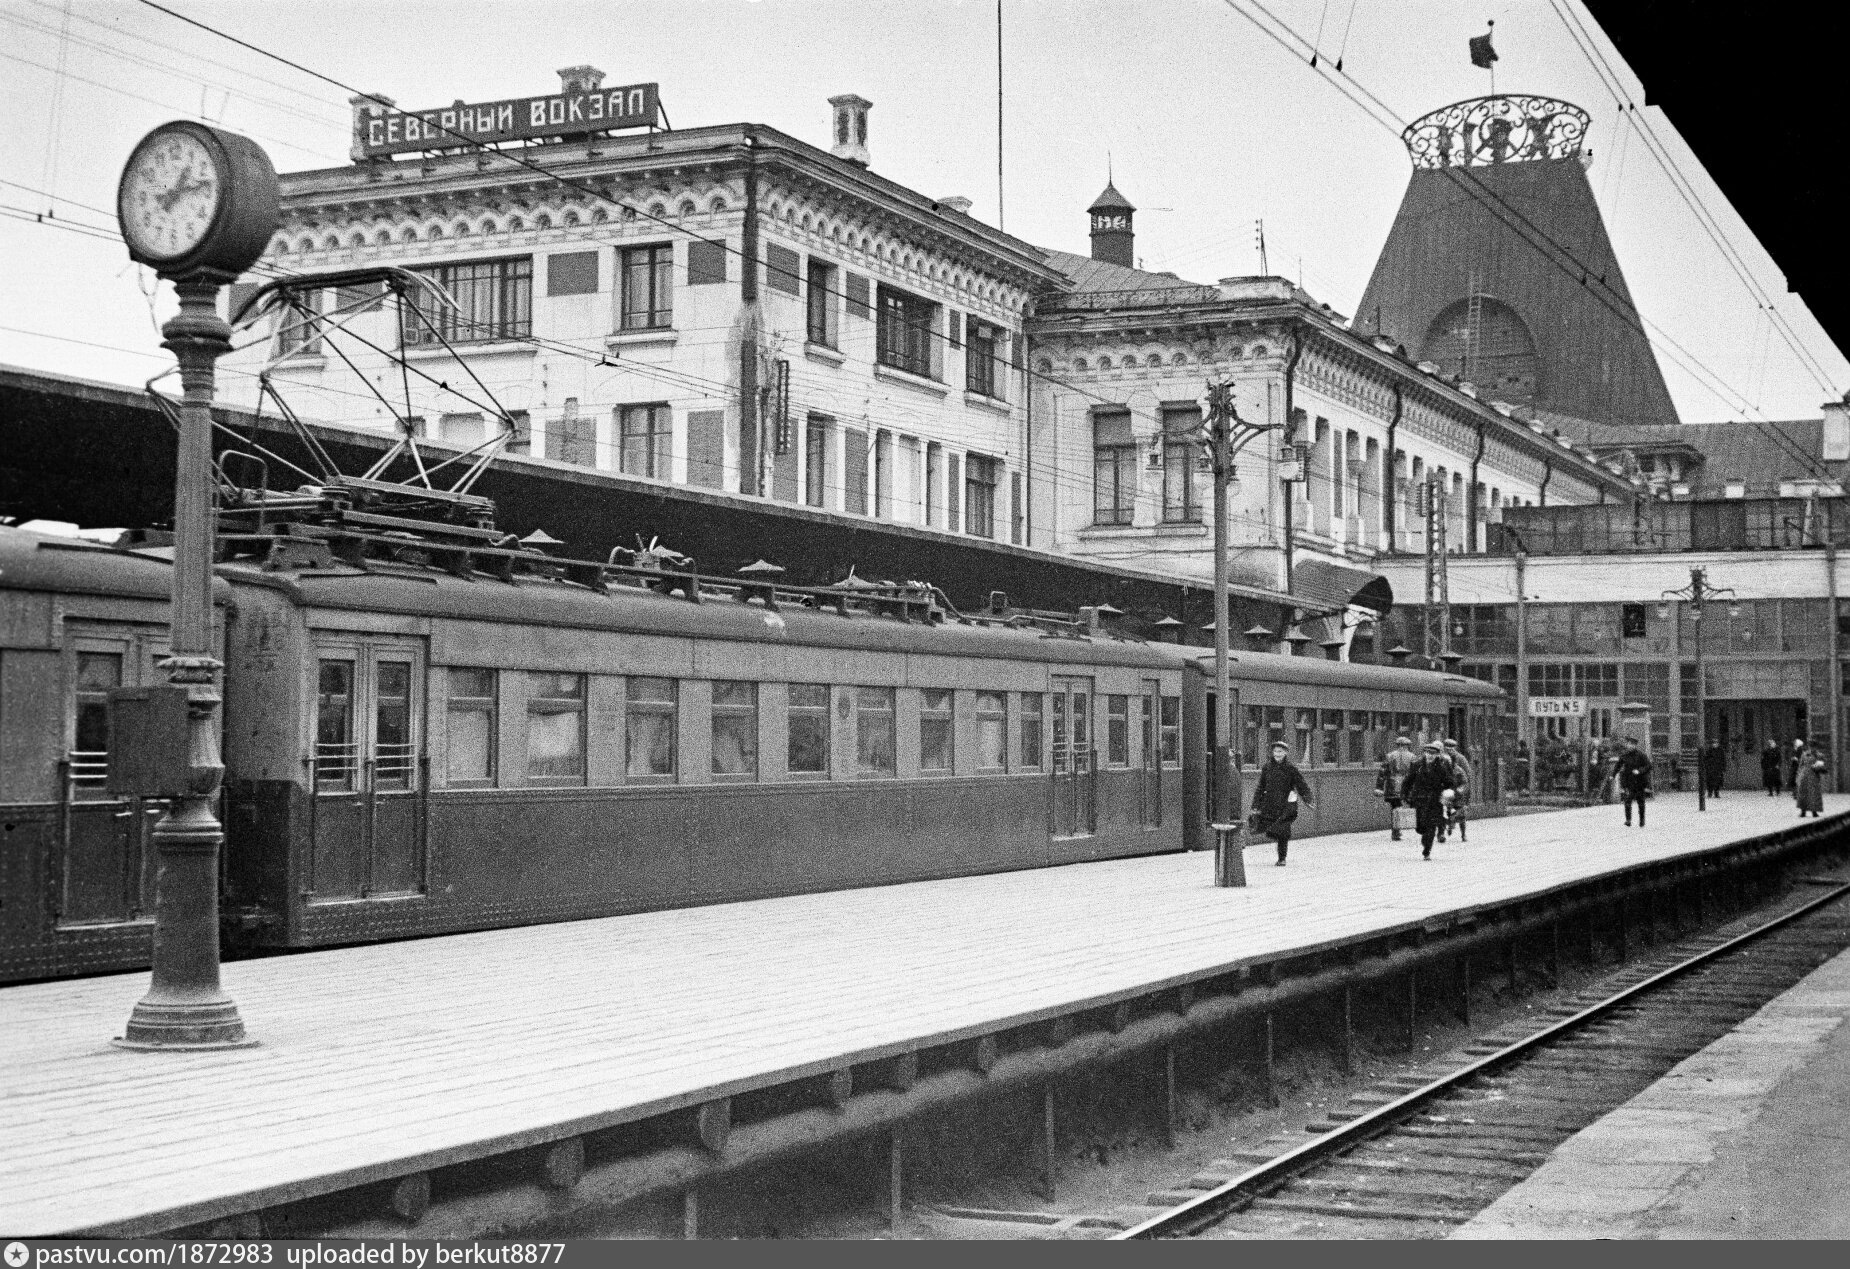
359 83 659 157
1527 697 1587 718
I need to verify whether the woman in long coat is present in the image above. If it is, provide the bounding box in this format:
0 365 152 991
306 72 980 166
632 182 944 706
1795 751 1826 817
1251 740 1314 866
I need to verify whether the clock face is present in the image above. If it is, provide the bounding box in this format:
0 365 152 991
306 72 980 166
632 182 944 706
120 129 222 261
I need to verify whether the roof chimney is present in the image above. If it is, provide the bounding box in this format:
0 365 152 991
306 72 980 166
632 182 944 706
558 65 605 95
829 94 872 167
1088 181 1135 267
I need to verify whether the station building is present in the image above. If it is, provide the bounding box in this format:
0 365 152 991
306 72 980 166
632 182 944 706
213 68 1638 651
1369 407 1850 790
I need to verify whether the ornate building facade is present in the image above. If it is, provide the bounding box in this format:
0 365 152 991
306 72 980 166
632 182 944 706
220 70 1061 548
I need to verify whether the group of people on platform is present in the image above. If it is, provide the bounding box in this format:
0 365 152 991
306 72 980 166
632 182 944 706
1693 736 1826 817
1246 733 1478 867
1247 726 1832 869
1371 735 1473 860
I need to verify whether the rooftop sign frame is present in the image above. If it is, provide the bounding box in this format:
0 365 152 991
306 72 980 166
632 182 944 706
358 83 660 158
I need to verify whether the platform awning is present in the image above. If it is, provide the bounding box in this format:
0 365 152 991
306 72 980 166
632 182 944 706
1293 559 1394 617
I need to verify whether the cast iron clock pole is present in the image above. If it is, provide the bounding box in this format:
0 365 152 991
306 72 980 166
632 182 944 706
115 121 279 1049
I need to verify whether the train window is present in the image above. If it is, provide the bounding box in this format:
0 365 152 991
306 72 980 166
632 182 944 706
1294 708 1315 766
711 681 759 779
528 673 586 785
625 677 676 780
1019 693 1043 770
1243 705 1264 767
70 652 122 800
856 687 896 777
1106 695 1130 767
1373 711 1394 759
787 684 830 777
374 662 416 792
1160 696 1181 766
445 668 497 787
1420 713 1438 745
1320 709 1342 765
920 689 954 773
1140 692 1155 767
976 692 1008 771
315 659 357 792
1347 710 1368 763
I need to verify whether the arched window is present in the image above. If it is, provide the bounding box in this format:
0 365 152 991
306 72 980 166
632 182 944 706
1420 296 1540 406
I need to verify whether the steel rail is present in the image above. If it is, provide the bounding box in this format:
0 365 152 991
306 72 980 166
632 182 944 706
1118 872 1850 1239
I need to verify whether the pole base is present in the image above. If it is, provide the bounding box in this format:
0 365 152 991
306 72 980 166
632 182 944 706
114 1000 256 1051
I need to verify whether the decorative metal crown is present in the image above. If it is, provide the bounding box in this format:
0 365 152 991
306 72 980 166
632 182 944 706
1402 95 1590 169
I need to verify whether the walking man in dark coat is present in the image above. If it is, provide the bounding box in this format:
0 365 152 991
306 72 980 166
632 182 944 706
1615 736 1653 827
1250 740 1314 866
1761 740 1784 797
1375 735 1417 840
1699 740 1726 800
1401 741 1455 860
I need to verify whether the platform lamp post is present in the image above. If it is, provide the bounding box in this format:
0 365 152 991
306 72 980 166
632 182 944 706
113 122 279 1049
1658 566 1738 814
1200 380 1275 887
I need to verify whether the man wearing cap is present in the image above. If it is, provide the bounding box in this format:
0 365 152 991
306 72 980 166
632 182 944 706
1441 739 1473 843
1615 736 1653 826
1375 735 1418 841
1250 740 1315 866
1401 740 1456 860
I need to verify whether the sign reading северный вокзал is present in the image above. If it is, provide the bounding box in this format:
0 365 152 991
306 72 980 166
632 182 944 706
359 84 659 157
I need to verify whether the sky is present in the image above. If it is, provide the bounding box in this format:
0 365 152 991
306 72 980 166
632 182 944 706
2 0 1842 424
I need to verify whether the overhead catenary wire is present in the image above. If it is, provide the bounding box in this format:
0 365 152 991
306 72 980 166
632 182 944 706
1218 0 1839 486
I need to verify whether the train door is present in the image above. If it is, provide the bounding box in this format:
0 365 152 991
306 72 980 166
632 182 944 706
1139 679 1162 829
59 629 166 925
1050 675 1096 838
309 637 425 901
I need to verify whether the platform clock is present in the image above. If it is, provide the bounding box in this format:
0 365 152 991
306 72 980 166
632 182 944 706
117 120 280 281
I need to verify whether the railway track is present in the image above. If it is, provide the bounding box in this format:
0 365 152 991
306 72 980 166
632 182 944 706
1116 875 1850 1240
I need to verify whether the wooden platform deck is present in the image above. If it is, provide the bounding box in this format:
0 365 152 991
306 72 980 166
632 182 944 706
3 792 1844 1236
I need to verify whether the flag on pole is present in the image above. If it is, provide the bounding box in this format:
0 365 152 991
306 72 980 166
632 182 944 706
1469 20 1498 69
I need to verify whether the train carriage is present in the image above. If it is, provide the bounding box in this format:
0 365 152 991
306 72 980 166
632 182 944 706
1 517 1500 985
218 558 1189 950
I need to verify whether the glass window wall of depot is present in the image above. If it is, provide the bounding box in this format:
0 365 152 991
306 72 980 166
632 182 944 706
711 681 759 779
625 676 676 780
856 686 896 777
787 684 830 778
526 673 586 785
445 668 497 787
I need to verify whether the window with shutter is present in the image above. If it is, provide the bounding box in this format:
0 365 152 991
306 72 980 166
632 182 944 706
946 453 961 532
947 311 962 348
843 427 869 515
845 272 870 318
686 410 726 488
766 243 801 296
687 240 728 286
546 250 599 296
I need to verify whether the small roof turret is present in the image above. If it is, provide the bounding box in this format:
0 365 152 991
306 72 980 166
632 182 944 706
1088 181 1135 214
